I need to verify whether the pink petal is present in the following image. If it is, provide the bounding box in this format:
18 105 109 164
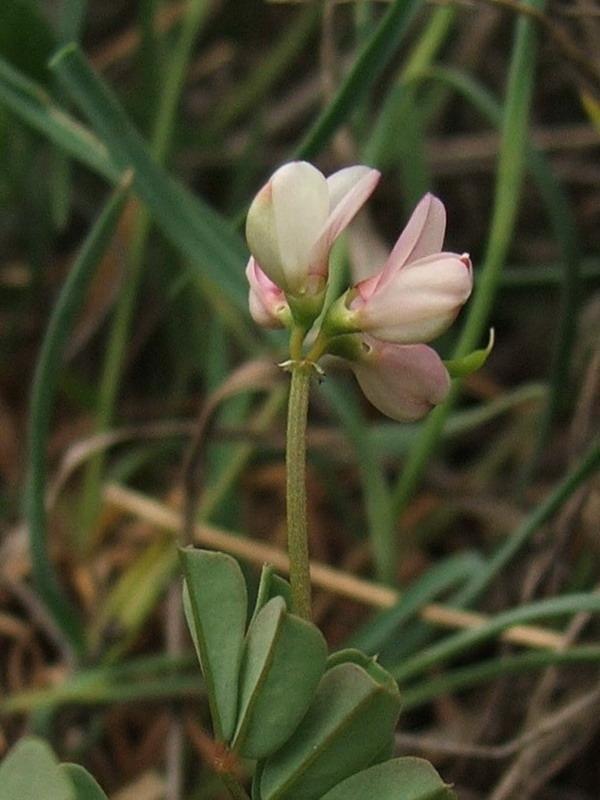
309 167 380 277
352 252 473 344
377 193 446 289
245 257 287 329
351 338 451 422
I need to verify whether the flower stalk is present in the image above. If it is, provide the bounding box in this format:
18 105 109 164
286 361 313 620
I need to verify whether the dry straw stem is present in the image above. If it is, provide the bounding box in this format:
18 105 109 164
103 483 565 650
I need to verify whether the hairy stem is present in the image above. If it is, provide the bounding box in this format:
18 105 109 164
286 363 312 620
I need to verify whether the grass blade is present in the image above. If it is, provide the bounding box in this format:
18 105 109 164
0 56 119 180
49 43 249 313
26 177 132 659
347 551 483 655
77 0 213 545
415 65 582 491
452 439 599 607
402 645 600 710
393 591 600 683
390 0 546 524
295 0 421 158
319 378 394 583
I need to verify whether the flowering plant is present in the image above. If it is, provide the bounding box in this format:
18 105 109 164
156 161 490 800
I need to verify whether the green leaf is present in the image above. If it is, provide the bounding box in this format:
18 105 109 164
444 329 494 379
260 662 402 800
0 738 74 800
320 757 455 800
60 764 108 800
179 548 247 742
233 597 327 760
251 565 293 625
325 649 399 691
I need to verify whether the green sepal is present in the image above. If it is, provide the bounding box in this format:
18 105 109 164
320 290 364 339
319 757 456 800
286 284 327 329
179 547 248 742
251 565 293 626
60 765 108 800
444 328 494 378
260 661 402 800
0 738 74 800
233 597 327 760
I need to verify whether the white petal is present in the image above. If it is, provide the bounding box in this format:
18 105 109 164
272 161 329 291
309 167 380 275
354 253 473 344
378 194 446 285
352 339 451 422
246 181 287 288
326 166 378 211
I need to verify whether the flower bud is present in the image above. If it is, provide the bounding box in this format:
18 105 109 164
246 162 380 297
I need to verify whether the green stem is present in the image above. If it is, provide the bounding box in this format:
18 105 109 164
286 364 312 620
289 325 306 361
305 330 330 363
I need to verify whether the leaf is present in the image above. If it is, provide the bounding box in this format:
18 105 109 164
60 764 108 800
260 662 402 800
251 565 293 625
325 648 396 687
319 757 456 800
444 329 494 379
233 597 327 759
0 738 74 800
179 547 247 741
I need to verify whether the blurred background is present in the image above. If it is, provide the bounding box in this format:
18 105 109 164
0 0 599 798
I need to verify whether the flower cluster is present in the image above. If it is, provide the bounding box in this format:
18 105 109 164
245 161 474 422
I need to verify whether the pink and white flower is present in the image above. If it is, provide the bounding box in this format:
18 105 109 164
333 194 473 345
348 336 451 422
246 161 380 297
325 194 475 421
